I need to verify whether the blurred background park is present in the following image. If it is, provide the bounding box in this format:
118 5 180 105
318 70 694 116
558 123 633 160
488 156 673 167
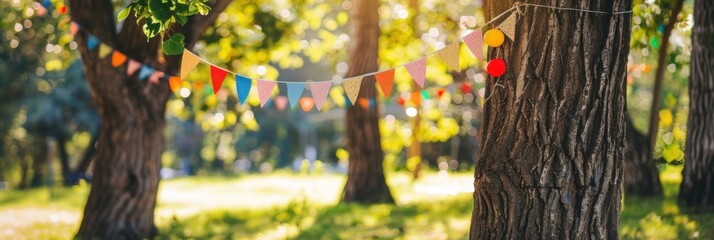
0 0 711 239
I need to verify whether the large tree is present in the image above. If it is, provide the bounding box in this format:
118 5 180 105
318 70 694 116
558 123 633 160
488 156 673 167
470 0 631 238
679 0 714 208
68 0 231 238
341 0 394 203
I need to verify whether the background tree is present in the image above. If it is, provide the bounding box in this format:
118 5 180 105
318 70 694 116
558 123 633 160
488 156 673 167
470 0 631 238
341 0 394 203
679 0 713 208
68 0 232 238
624 0 684 197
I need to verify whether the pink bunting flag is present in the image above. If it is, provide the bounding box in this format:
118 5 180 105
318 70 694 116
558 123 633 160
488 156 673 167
148 71 165 85
309 81 332 111
405 57 427 88
127 60 141 76
462 29 483 61
257 80 277 108
70 22 79 36
275 96 288 111
210 65 229 95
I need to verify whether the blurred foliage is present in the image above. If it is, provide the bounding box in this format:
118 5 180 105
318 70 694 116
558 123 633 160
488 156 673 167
627 0 692 164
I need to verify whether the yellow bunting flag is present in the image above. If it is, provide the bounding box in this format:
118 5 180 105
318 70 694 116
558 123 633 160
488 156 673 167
180 50 202 80
98 43 112 59
168 76 182 92
111 51 126 67
375 69 395 97
343 77 363 105
437 43 461 72
497 12 517 41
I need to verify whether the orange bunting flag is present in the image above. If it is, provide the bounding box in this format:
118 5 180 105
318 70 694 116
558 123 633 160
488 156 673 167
180 50 201 80
462 29 483 61
437 43 461 72
343 77 363 105
405 57 427 88
411 92 422 106
257 80 277 108
168 76 182 92
497 12 517 41
127 60 141 76
209 65 229 94
309 81 332 111
111 51 127 67
375 69 395 97
98 43 112 59
300 97 314 112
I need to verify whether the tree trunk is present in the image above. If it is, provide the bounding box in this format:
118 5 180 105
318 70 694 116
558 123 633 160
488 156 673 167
470 0 631 239
29 137 48 188
341 0 394 204
69 1 231 238
679 0 714 208
623 0 683 197
624 116 662 196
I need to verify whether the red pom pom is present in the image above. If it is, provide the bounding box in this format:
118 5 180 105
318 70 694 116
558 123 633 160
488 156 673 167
397 96 406 106
460 83 472 94
58 5 67 14
486 58 506 77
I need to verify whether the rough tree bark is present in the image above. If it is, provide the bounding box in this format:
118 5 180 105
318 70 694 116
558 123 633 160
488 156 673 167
69 0 231 238
679 0 714 208
342 0 394 203
470 0 631 238
624 0 684 197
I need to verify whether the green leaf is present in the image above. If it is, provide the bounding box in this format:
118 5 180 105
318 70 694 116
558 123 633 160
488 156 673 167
142 18 161 38
162 33 185 55
176 15 188 25
149 0 173 21
117 7 131 21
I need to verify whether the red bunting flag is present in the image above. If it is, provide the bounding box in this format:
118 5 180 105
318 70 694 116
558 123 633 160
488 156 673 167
405 57 427 88
375 69 395 97
209 65 229 95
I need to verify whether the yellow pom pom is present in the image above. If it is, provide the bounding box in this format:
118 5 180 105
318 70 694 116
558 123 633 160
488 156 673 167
484 29 505 48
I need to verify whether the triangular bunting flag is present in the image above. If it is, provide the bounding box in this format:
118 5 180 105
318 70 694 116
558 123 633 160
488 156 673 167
138 65 154 81
111 51 127 67
405 57 427 88
300 98 314 112
127 60 141 76
168 76 182 92
235 74 252 105
309 81 332 111
437 43 461 72
98 43 112 59
343 77 363 105
180 50 202 80
87 34 99 50
148 71 165 85
70 22 79 36
286 82 306 109
257 80 277 108
462 29 483 61
209 65 229 94
497 12 517 40
375 70 395 97
275 96 288 111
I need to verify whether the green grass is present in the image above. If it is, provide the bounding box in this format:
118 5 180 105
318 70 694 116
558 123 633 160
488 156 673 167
1 168 713 239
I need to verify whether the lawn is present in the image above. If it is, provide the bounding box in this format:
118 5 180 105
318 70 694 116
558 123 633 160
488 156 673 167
0 167 711 239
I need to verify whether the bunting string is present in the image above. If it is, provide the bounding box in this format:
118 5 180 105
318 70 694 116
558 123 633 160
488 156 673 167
69 2 632 112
